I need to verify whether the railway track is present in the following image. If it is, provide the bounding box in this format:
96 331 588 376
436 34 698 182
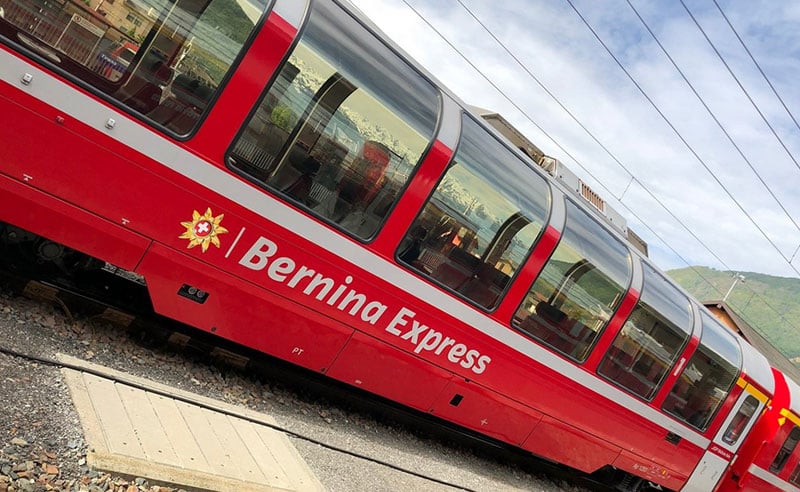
0 264 615 492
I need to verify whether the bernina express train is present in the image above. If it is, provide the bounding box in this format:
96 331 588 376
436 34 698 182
2 0 800 490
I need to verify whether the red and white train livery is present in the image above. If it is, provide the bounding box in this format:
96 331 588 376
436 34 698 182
2 0 800 490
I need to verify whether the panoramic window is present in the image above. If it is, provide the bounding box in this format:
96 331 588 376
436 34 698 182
513 200 631 361
663 312 741 431
0 0 263 134
229 1 438 240
597 264 692 400
771 426 800 473
398 115 550 310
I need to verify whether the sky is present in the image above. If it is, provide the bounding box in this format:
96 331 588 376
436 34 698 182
346 0 800 281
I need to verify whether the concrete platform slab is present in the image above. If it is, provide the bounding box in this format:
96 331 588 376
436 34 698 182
59 354 324 492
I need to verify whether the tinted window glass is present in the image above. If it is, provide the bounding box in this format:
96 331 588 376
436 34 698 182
722 395 759 445
398 116 550 309
229 1 438 240
772 426 800 473
663 312 741 431
513 200 631 361
0 0 262 134
598 264 692 400
790 462 800 485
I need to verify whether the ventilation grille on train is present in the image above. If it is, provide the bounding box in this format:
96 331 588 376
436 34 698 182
579 180 605 213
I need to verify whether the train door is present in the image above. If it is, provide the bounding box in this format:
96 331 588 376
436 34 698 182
682 386 766 491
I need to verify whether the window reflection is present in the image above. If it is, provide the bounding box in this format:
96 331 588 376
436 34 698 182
398 115 550 310
772 426 800 473
513 200 631 361
598 264 692 400
0 0 263 133
663 312 740 431
722 395 758 445
229 1 438 239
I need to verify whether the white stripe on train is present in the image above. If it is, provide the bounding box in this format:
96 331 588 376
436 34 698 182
0 32 709 450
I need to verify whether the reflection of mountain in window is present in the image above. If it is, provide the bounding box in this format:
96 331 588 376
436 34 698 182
228 0 438 240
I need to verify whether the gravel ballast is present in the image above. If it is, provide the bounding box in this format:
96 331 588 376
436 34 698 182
0 285 593 492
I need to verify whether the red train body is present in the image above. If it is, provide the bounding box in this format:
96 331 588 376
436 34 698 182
2 1 800 490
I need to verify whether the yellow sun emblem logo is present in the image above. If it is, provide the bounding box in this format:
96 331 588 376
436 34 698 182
179 208 228 253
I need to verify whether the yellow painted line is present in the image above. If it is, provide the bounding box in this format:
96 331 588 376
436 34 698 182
780 408 800 428
743 383 770 405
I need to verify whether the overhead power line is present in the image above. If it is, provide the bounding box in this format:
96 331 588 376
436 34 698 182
395 1 733 291
565 0 800 277
679 0 800 176
712 0 800 158
450 0 734 276
661 0 800 251
394 0 798 346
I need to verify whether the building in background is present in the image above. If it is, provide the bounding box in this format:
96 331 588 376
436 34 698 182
473 107 648 257
705 300 800 384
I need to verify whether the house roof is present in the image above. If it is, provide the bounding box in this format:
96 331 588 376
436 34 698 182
704 300 800 386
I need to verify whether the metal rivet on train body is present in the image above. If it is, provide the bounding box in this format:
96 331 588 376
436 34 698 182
55 116 65 125
105 118 116 130
21 73 33 85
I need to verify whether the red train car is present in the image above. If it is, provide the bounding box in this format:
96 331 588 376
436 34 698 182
0 0 791 490
716 370 800 491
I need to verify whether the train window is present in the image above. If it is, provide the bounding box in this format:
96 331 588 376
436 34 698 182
512 200 631 361
663 312 741 431
228 1 438 240
597 264 692 400
397 115 550 310
772 426 800 473
790 462 800 485
722 395 759 445
0 0 264 134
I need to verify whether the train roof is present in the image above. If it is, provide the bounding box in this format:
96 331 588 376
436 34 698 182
337 0 785 403
787 375 800 418
737 335 775 395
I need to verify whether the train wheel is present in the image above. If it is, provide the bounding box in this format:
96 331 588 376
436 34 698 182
0 223 103 279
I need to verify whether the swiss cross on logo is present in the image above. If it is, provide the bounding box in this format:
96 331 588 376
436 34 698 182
179 208 228 253
194 220 212 237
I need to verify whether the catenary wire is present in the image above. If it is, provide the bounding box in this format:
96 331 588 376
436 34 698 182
453 0 795 280
557 0 800 343
679 0 800 261
564 0 800 278
712 0 800 163
394 2 733 298
622 0 800 260
679 0 800 176
614 1 800 330
398 0 794 346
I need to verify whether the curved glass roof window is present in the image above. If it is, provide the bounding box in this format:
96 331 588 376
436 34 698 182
398 115 551 310
663 311 741 431
0 0 268 135
598 264 693 400
229 0 439 239
513 199 632 361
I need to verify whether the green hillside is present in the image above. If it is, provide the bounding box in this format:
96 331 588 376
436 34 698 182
667 266 800 361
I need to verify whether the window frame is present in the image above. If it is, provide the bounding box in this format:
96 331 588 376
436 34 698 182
395 112 552 312
596 263 693 401
225 0 442 243
661 311 742 432
0 0 273 139
511 197 633 363
771 426 800 474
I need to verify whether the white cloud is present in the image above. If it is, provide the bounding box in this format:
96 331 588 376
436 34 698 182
348 0 800 278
